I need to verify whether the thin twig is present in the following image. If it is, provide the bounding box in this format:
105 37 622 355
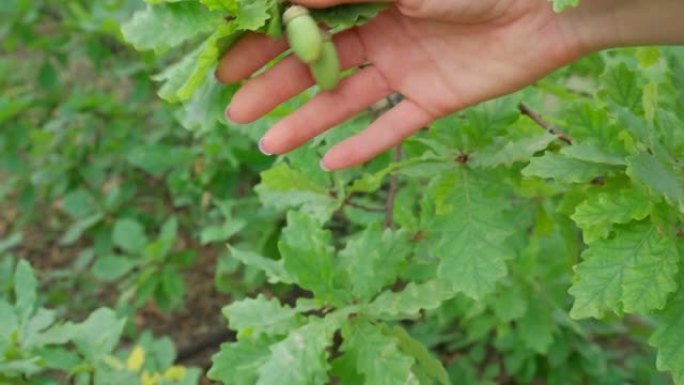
344 199 386 213
362 93 407 227
383 94 405 229
518 103 573 145
384 145 403 229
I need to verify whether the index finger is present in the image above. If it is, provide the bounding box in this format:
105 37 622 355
215 33 288 84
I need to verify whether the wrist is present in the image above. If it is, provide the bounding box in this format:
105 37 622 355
559 0 684 55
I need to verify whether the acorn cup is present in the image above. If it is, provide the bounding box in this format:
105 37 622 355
283 5 324 64
309 32 341 91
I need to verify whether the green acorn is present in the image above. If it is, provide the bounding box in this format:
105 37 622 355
310 32 341 91
284 5 323 64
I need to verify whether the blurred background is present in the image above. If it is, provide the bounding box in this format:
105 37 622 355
0 1 283 383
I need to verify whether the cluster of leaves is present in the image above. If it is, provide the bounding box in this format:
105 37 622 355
127 2 683 383
0 0 275 312
0 257 200 384
187 7 679 382
3 0 684 384
0 0 273 383
120 0 387 104
208 44 684 380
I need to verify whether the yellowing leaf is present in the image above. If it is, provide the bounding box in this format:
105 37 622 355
127 346 145 372
163 366 187 381
141 371 161 385
104 355 125 371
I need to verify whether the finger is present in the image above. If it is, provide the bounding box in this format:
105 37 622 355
321 100 435 170
293 0 394 8
215 33 289 84
227 29 367 124
260 66 392 155
215 0 394 84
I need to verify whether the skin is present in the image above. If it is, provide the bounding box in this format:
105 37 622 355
215 0 684 171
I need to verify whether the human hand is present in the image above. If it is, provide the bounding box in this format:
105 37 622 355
215 0 596 170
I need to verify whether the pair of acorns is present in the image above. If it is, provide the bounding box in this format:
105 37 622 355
284 6 341 91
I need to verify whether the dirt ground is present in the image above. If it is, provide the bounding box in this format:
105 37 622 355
2 203 233 380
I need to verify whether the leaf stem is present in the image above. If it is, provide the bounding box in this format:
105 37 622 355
344 199 386 213
384 146 403 229
518 103 573 145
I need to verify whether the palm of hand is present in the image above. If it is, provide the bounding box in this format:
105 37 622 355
219 2 582 169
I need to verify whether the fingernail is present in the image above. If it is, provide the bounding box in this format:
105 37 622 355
258 138 273 156
225 106 236 124
320 160 330 172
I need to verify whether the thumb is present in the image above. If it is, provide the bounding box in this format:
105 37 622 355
290 0 394 9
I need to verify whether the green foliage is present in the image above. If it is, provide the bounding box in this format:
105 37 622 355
569 223 679 318
121 0 387 103
199 44 682 384
2 0 684 384
0 259 199 384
